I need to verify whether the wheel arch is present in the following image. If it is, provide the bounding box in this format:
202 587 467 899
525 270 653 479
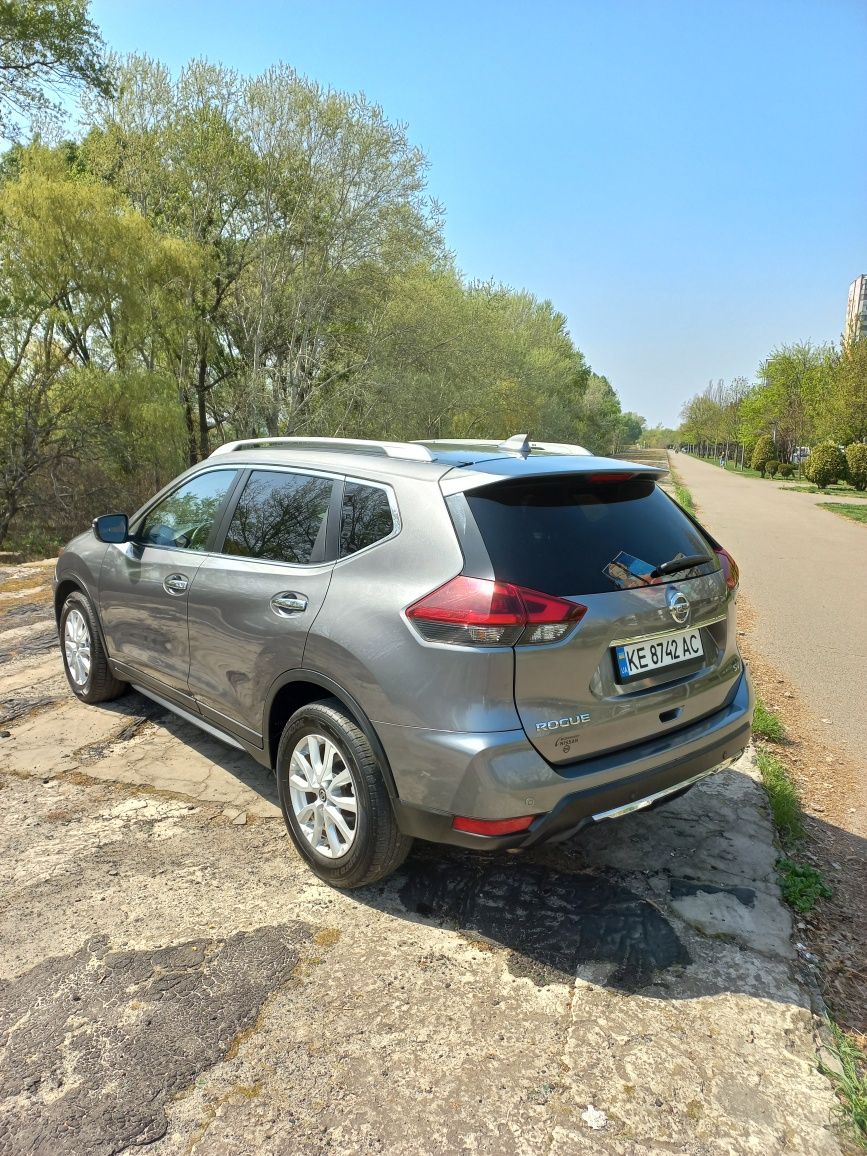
265 671 400 802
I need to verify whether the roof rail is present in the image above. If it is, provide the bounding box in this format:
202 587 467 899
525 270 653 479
209 436 435 462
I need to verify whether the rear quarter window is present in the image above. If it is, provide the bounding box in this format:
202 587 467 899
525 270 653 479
340 482 395 556
465 475 715 595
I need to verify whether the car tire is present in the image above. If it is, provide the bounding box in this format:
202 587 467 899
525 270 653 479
276 698 412 888
59 591 128 704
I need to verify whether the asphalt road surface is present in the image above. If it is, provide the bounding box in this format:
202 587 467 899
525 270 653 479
672 453 867 772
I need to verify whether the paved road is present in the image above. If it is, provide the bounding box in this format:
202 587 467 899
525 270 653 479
672 453 867 762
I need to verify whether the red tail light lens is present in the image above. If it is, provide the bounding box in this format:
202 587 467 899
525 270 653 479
405 576 587 647
587 472 635 484
715 546 739 591
452 814 537 836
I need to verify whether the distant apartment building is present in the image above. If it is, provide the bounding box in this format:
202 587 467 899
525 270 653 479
845 274 867 344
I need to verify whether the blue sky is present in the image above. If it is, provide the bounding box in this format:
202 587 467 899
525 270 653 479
90 0 867 427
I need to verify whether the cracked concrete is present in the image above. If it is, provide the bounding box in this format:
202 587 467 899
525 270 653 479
0 562 845 1154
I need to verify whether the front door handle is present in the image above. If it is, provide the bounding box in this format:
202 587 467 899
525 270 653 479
270 591 308 617
163 573 190 596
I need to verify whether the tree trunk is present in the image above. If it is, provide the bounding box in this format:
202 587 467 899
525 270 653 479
197 355 209 460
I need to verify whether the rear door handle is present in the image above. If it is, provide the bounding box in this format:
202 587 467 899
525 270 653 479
163 573 190 596
270 592 308 617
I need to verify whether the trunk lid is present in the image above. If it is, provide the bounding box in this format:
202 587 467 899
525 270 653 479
460 471 740 764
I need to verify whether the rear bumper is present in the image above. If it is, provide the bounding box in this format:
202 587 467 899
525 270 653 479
387 666 753 850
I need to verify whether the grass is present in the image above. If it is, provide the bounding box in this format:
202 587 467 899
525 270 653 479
778 482 867 498
673 482 695 515
820 1020 867 1149
755 745 804 846
752 699 786 743
775 858 832 913
818 502 867 525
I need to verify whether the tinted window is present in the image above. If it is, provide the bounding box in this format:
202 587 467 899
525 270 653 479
137 470 237 550
466 477 715 595
223 471 332 564
340 482 394 556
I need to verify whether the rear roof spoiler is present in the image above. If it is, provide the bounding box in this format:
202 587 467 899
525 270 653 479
439 456 668 495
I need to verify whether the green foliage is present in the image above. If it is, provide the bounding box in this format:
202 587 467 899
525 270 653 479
0 58 645 549
778 463 795 478
818 502 867 526
673 482 695 516
819 1020 867 1148
751 435 776 476
775 859 831 913
766 459 779 477
845 443 867 491
0 0 113 140
805 442 847 488
752 700 785 742
756 746 804 846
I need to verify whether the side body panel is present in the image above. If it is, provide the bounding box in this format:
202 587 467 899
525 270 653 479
303 475 520 733
98 541 207 700
186 556 334 744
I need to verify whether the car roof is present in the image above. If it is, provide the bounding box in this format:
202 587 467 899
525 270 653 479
207 436 668 484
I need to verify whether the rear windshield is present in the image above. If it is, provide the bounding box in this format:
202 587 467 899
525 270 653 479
465 476 716 595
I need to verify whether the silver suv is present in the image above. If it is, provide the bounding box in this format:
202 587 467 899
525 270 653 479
54 436 753 887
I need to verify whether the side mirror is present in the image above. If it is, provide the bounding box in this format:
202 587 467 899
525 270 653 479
92 513 129 544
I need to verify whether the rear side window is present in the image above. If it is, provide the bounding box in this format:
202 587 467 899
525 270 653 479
222 470 332 564
339 482 394 556
465 476 714 595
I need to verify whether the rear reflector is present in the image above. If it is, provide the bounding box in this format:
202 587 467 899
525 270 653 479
452 814 537 836
715 546 739 591
406 576 586 647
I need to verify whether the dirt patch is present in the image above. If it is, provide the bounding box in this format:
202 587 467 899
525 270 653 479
739 596 867 1041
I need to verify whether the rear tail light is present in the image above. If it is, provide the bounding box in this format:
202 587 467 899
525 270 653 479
715 546 739 591
587 472 635 484
452 814 537 836
405 575 587 647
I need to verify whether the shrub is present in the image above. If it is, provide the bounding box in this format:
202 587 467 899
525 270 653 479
766 459 780 477
751 435 776 477
805 442 847 489
778 463 794 478
845 442 867 491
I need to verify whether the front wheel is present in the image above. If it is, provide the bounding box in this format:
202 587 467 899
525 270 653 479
59 591 127 704
276 699 412 888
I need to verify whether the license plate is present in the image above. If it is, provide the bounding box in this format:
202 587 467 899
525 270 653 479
614 627 703 681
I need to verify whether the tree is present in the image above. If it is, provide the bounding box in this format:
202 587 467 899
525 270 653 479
0 149 192 546
0 0 112 140
751 435 776 476
828 338 867 444
845 443 867 491
804 443 846 489
740 343 833 459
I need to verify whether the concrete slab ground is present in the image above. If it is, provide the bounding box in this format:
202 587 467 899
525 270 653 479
0 562 845 1154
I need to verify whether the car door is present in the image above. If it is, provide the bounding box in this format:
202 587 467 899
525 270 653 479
185 468 337 745
99 467 241 708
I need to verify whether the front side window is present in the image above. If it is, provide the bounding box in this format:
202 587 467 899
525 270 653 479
339 482 394 556
136 470 237 551
223 470 333 564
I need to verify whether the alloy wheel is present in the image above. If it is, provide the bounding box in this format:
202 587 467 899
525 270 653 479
288 733 358 858
64 608 91 687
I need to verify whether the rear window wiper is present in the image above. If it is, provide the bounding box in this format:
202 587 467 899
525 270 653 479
650 554 712 578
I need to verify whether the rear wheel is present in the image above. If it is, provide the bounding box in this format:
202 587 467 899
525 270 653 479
60 591 127 704
276 698 412 888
